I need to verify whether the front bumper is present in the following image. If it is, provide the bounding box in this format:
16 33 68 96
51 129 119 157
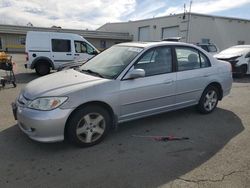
13 102 74 143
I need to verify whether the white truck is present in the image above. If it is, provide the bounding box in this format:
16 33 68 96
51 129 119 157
25 31 99 75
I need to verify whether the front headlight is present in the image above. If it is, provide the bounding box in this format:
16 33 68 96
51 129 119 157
27 97 68 111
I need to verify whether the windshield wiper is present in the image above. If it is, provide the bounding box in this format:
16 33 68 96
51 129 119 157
81 69 104 78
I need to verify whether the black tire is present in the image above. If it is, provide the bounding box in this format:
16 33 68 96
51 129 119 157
35 62 50 76
66 105 111 147
197 86 219 114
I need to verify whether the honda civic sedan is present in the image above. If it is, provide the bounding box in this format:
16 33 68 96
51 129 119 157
13 41 232 147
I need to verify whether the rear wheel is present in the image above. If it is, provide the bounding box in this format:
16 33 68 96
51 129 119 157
66 105 111 147
35 62 50 76
197 86 219 114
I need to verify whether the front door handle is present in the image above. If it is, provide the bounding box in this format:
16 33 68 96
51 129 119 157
66 53 72 56
164 79 174 84
74 54 80 56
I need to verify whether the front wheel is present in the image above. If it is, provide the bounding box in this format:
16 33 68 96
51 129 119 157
197 86 219 114
66 105 111 147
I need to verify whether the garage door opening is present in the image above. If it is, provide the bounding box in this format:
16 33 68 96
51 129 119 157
138 26 150 41
162 26 179 40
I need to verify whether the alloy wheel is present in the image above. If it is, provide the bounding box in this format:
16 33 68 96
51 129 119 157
204 90 218 111
76 113 106 143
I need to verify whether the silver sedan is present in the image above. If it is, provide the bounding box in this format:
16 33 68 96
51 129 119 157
13 42 232 147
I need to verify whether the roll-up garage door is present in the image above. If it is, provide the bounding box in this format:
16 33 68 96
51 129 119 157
162 26 179 39
139 26 150 41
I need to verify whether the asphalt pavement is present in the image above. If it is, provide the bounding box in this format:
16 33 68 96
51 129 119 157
0 54 249 188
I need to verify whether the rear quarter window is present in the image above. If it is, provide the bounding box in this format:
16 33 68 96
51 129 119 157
52 39 71 52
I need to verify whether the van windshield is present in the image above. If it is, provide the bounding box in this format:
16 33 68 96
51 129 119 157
80 45 143 79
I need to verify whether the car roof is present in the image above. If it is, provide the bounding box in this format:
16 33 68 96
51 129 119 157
117 41 194 49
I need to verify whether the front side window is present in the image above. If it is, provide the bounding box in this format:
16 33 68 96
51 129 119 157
134 47 172 76
74 41 87 53
74 41 95 54
52 39 71 52
176 47 210 71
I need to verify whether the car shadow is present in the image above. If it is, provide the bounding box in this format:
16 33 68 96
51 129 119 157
0 107 244 188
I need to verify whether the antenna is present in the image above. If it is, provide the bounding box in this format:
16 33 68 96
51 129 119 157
183 3 186 19
186 0 193 43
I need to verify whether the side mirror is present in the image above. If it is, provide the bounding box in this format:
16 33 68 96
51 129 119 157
125 69 145 79
91 51 99 55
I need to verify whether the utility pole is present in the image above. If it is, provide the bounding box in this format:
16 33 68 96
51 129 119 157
186 1 192 43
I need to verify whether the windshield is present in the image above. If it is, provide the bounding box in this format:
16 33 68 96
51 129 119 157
80 45 143 79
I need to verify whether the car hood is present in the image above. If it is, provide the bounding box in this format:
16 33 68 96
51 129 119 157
214 49 247 59
23 69 106 100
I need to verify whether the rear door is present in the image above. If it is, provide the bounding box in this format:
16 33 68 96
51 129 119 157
175 46 212 107
73 41 95 61
51 38 74 68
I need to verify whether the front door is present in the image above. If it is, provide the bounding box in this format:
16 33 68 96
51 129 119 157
74 41 94 62
119 46 176 121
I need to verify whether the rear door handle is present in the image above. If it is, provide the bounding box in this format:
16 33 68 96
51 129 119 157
66 53 72 56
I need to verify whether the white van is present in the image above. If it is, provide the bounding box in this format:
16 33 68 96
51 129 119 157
25 31 99 75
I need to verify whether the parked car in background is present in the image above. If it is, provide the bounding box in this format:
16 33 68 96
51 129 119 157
13 41 232 147
214 45 250 77
25 31 99 76
196 43 219 55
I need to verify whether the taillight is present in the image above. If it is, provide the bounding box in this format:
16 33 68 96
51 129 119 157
25 52 29 61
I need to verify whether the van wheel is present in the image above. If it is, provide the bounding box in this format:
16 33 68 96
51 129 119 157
197 86 219 114
35 62 50 76
66 105 111 147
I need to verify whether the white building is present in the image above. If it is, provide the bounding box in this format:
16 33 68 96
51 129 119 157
98 13 250 50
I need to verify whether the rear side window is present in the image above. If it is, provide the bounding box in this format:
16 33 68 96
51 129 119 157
176 47 210 71
52 39 71 52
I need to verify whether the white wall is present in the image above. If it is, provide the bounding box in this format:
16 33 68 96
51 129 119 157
99 13 250 50
189 15 250 50
99 15 185 42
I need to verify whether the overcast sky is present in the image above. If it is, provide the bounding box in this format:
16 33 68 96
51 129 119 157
0 0 250 30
